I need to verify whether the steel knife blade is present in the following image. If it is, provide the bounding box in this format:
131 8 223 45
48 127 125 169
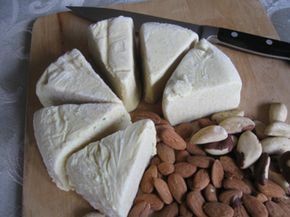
67 6 290 61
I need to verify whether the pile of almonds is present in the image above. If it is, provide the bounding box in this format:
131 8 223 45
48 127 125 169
129 103 290 217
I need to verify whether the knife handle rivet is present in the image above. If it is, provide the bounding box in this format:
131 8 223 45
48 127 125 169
231 31 238 38
266 39 273 45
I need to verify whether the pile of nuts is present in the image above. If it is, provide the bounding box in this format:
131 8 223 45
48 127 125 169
129 103 290 217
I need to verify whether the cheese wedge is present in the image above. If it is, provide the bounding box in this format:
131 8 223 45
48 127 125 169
66 120 156 217
33 103 131 191
140 22 199 103
88 16 141 112
163 39 242 125
36 49 121 107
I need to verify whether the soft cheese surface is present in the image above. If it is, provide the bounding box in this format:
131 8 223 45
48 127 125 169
66 120 157 217
33 103 131 191
88 16 140 112
140 22 198 103
36 49 121 107
163 39 242 125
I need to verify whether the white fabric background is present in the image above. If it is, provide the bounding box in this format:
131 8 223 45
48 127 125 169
0 0 289 217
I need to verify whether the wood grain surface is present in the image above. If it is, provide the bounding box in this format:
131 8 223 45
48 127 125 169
23 0 290 216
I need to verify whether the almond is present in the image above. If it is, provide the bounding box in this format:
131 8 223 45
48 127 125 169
186 143 206 156
203 184 218 202
154 202 178 217
203 202 234 217
150 156 161 166
158 162 175 176
186 191 207 217
219 190 243 205
187 155 214 168
159 128 187 150
211 159 224 188
257 180 286 198
135 193 164 211
265 201 288 217
220 156 244 179
242 194 268 217
167 173 187 203
131 111 162 124
174 162 197 178
231 197 250 217
140 165 158 193
153 178 173 204
223 177 251 194
175 150 190 162
192 169 210 190
128 201 151 217
157 142 175 163
179 202 193 217
174 122 196 140
198 118 216 128
255 193 268 203
272 198 290 214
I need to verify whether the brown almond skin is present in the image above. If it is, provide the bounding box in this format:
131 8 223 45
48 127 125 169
175 150 190 162
167 173 187 203
134 193 164 211
179 202 193 217
198 118 216 128
128 201 151 217
223 177 251 194
203 184 218 202
203 202 234 217
175 122 195 140
140 165 158 193
265 201 288 217
219 190 243 205
158 162 175 176
231 197 250 217
187 155 214 168
186 143 206 156
174 162 197 178
255 193 268 203
211 159 224 188
220 156 244 179
153 178 173 204
157 143 175 163
242 194 268 217
150 156 161 166
186 191 207 217
273 198 290 214
154 202 179 217
159 128 187 150
131 111 161 124
257 180 286 198
192 169 210 191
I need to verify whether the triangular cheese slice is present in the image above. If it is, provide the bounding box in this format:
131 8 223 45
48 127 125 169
140 22 198 103
33 103 131 191
88 16 141 112
36 49 121 107
163 39 242 125
66 120 156 217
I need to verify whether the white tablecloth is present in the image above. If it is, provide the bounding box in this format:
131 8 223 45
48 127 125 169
0 0 289 217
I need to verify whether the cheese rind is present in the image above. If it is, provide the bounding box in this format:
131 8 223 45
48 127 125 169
66 120 157 217
36 49 121 107
140 22 199 103
33 103 131 191
162 39 242 125
88 16 141 112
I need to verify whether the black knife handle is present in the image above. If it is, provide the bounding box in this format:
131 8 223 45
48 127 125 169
216 28 290 60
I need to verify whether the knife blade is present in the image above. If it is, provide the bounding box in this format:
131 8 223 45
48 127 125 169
67 6 290 61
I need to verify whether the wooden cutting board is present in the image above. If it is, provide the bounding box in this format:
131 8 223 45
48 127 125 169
23 0 290 216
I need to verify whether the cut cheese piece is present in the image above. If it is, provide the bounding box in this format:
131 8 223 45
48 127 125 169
66 120 156 217
140 22 199 103
36 49 121 107
33 103 131 191
163 39 242 125
88 16 141 112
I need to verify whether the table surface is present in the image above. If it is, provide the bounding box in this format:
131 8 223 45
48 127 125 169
0 0 289 217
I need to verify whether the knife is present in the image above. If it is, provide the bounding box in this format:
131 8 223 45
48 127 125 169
67 6 290 61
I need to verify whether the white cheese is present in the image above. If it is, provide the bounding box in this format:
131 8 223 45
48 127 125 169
33 103 131 191
36 49 121 107
162 39 242 125
66 120 156 217
88 16 141 112
140 22 199 103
